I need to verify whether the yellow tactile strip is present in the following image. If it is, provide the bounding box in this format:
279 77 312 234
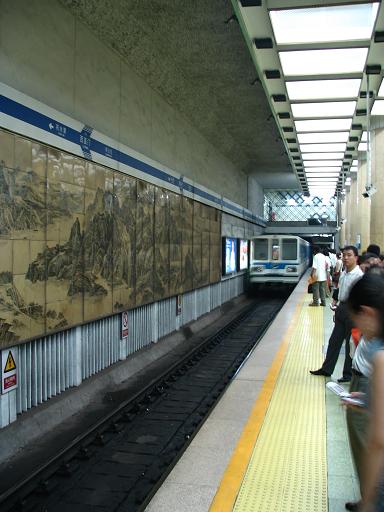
210 296 327 512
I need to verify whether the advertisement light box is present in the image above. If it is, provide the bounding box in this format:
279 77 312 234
224 238 237 274
239 240 249 270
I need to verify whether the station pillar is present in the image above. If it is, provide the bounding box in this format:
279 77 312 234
356 159 371 252
370 126 384 251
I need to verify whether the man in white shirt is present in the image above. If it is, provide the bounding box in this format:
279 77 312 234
310 246 363 382
309 246 327 306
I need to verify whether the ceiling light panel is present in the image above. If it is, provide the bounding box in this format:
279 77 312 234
295 119 352 132
279 48 369 76
304 160 343 167
378 80 384 97
371 100 384 115
297 132 349 143
358 142 367 151
305 172 340 177
300 143 346 152
292 101 356 118
304 167 341 173
286 79 361 101
302 152 344 160
270 3 379 44
361 131 367 142
352 160 358 166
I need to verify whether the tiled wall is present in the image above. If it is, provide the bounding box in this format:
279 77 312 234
0 129 222 348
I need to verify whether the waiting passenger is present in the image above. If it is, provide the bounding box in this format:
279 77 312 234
366 244 381 258
345 271 384 512
310 246 363 382
309 246 327 307
359 253 381 273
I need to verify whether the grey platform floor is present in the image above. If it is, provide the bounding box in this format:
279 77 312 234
146 277 360 512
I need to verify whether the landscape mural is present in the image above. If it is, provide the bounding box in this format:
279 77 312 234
0 128 222 348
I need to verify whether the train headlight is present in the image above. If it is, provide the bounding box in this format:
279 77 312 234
286 266 297 273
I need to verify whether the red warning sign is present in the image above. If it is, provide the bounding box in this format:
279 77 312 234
1 347 18 394
3 374 16 390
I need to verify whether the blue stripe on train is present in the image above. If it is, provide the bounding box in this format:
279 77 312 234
252 262 298 269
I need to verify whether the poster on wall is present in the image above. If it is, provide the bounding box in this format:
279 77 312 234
239 239 249 270
224 238 237 274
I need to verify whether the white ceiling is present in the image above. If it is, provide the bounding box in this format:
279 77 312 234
234 0 384 197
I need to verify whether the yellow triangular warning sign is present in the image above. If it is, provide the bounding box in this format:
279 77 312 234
4 351 16 373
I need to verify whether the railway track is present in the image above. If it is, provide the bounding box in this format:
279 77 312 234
2 294 288 512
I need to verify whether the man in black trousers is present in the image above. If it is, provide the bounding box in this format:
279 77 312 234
310 246 363 383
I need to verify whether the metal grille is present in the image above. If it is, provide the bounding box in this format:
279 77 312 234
264 190 337 222
4 275 245 428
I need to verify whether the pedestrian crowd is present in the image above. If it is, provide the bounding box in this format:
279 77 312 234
308 243 384 512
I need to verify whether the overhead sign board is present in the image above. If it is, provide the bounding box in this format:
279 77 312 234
1 347 18 394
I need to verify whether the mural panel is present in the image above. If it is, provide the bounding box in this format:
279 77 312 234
112 173 136 312
83 164 114 322
169 192 182 296
210 207 222 283
154 188 170 301
181 197 194 292
193 201 203 288
136 180 154 305
0 130 223 347
201 205 211 287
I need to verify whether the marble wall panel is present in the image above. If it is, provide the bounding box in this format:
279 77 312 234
112 173 136 312
14 136 32 172
0 129 15 168
82 165 113 322
209 208 222 283
181 197 194 292
169 192 182 296
136 180 154 306
193 202 203 288
154 188 170 301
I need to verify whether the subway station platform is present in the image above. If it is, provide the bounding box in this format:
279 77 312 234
146 276 360 512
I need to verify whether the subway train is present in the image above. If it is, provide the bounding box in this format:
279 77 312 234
249 235 311 286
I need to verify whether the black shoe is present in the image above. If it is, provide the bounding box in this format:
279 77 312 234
308 303 319 307
320 303 326 307
337 377 351 383
345 501 360 511
310 369 331 377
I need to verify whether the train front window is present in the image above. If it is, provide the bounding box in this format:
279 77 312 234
272 239 280 260
282 239 298 260
252 239 268 260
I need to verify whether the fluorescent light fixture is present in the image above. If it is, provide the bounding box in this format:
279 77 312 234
292 101 356 118
304 167 341 173
300 143 346 152
371 100 384 115
306 172 340 177
378 79 384 97
286 79 361 100
303 152 344 160
350 166 358 173
304 160 343 167
361 131 367 142
270 4 379 44
297 132 349 143
346 178 352 185
295 119 352 132
358 142 367 151
279 48 368 76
